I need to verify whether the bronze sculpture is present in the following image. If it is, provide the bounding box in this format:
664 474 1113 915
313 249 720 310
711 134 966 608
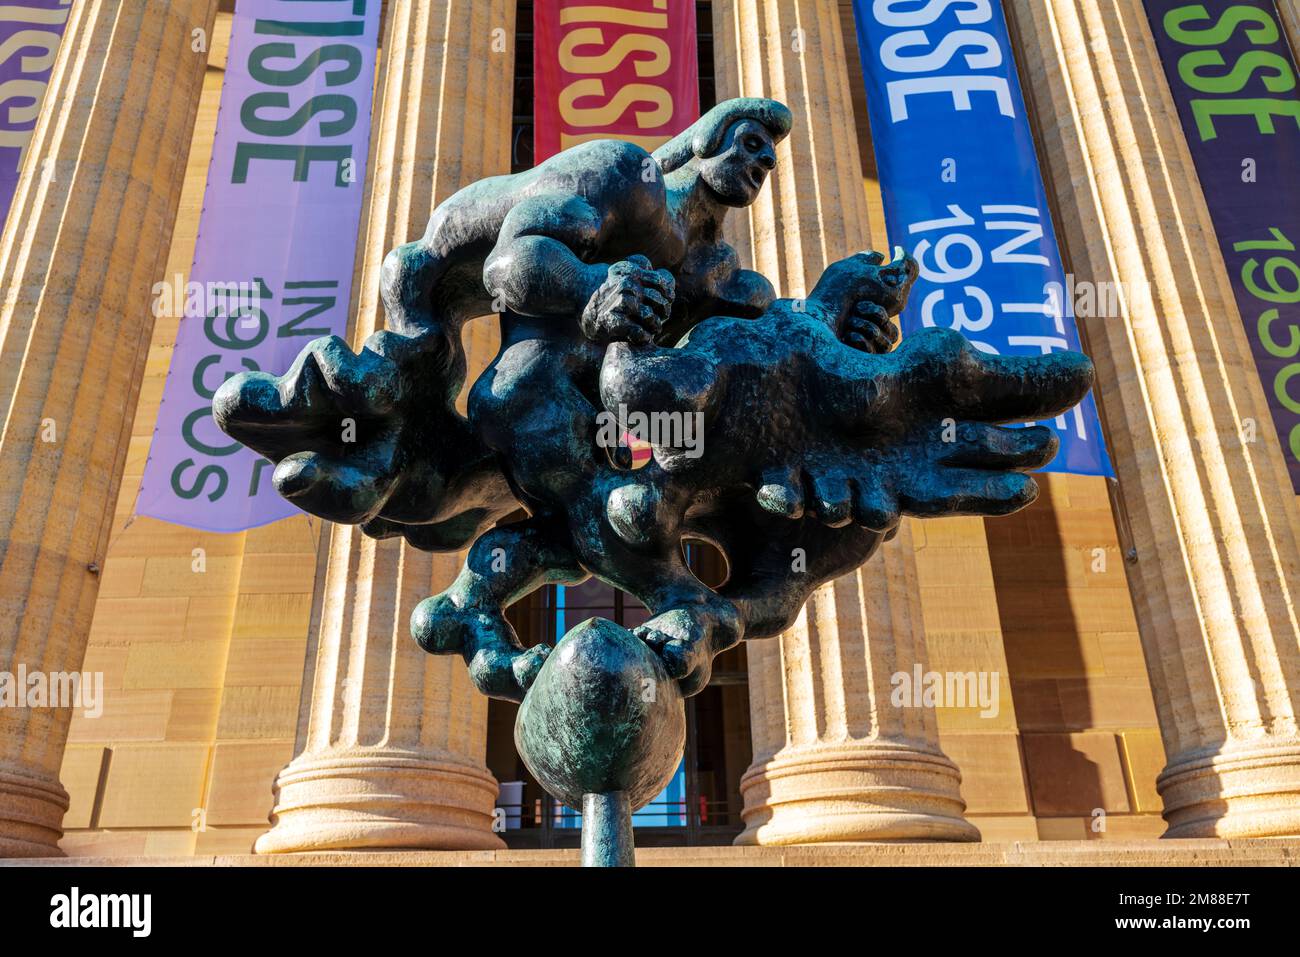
214 98 1094 866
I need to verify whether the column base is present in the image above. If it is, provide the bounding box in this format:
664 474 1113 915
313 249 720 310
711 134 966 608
254 749 506 853
735 742 981 845
1159 737 1300 839
0 764 69 858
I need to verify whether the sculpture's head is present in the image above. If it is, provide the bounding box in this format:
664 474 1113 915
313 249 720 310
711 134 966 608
652 97 793 208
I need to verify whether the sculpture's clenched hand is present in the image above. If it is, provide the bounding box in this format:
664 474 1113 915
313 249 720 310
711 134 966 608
580 255 676 345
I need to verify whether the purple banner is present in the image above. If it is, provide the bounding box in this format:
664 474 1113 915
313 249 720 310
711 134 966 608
137 0 382 531
0 1 71 226
1144 0 1300 490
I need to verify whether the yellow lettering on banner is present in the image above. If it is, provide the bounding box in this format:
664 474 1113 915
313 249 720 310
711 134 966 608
559 78 673 128
559 28 670 77
560 5 668 29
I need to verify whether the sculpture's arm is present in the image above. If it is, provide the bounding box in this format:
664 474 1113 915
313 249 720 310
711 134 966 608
483 194 676 345
379 240 441 338
715 265 776 318
679 247 774 336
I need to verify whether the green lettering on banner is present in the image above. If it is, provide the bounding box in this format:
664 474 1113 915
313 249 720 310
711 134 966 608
248 43 362 87
232 142 353 185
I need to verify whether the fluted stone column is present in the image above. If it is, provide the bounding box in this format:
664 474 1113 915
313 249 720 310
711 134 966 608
1281 2 1299 53
1007 0 1300 838
0 0 218 858
714 0 977 844
254 0 514 853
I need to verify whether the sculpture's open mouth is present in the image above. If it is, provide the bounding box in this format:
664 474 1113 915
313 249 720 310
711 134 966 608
746 166 765 190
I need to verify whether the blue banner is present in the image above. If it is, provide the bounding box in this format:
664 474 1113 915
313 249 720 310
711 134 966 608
851 0 1111 476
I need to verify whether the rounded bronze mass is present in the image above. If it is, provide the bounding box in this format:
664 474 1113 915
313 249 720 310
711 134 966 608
514 617 685 813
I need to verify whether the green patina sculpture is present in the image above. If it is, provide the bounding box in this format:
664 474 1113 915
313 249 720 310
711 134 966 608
213 99 1094 866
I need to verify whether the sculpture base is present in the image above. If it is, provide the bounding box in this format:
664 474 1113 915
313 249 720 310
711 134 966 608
254 749 505 854
736 742 980 845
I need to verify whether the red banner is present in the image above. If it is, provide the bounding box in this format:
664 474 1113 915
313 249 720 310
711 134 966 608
534 0 698 162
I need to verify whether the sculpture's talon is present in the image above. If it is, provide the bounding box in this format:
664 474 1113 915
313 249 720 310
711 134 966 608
809 469 854 527
412 589 551 702
756 467 805 519
411 594 520 659
411 594 468 655
633 611 716 696
632 624 668 655
850 474 900 533
937 422 1060 472
467 647 534 703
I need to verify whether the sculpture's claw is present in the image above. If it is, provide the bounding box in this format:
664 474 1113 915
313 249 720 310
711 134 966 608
633 608 725 698
271 441 402 524
213 335 400 462
635 624 712 697
808 468 854 527
214 327 502 533
756 466 804 519
937 422 1060 472
850 474 900 533
899 468 1040 518
412 594 542 703
212 335 409 524
807 330 1090 523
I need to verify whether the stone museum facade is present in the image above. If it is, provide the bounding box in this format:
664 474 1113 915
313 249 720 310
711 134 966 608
1 0 1299 862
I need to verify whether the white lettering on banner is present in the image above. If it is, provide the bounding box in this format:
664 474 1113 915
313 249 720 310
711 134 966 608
870 0 1013 121
871 0 993 28
909 202 1088 441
